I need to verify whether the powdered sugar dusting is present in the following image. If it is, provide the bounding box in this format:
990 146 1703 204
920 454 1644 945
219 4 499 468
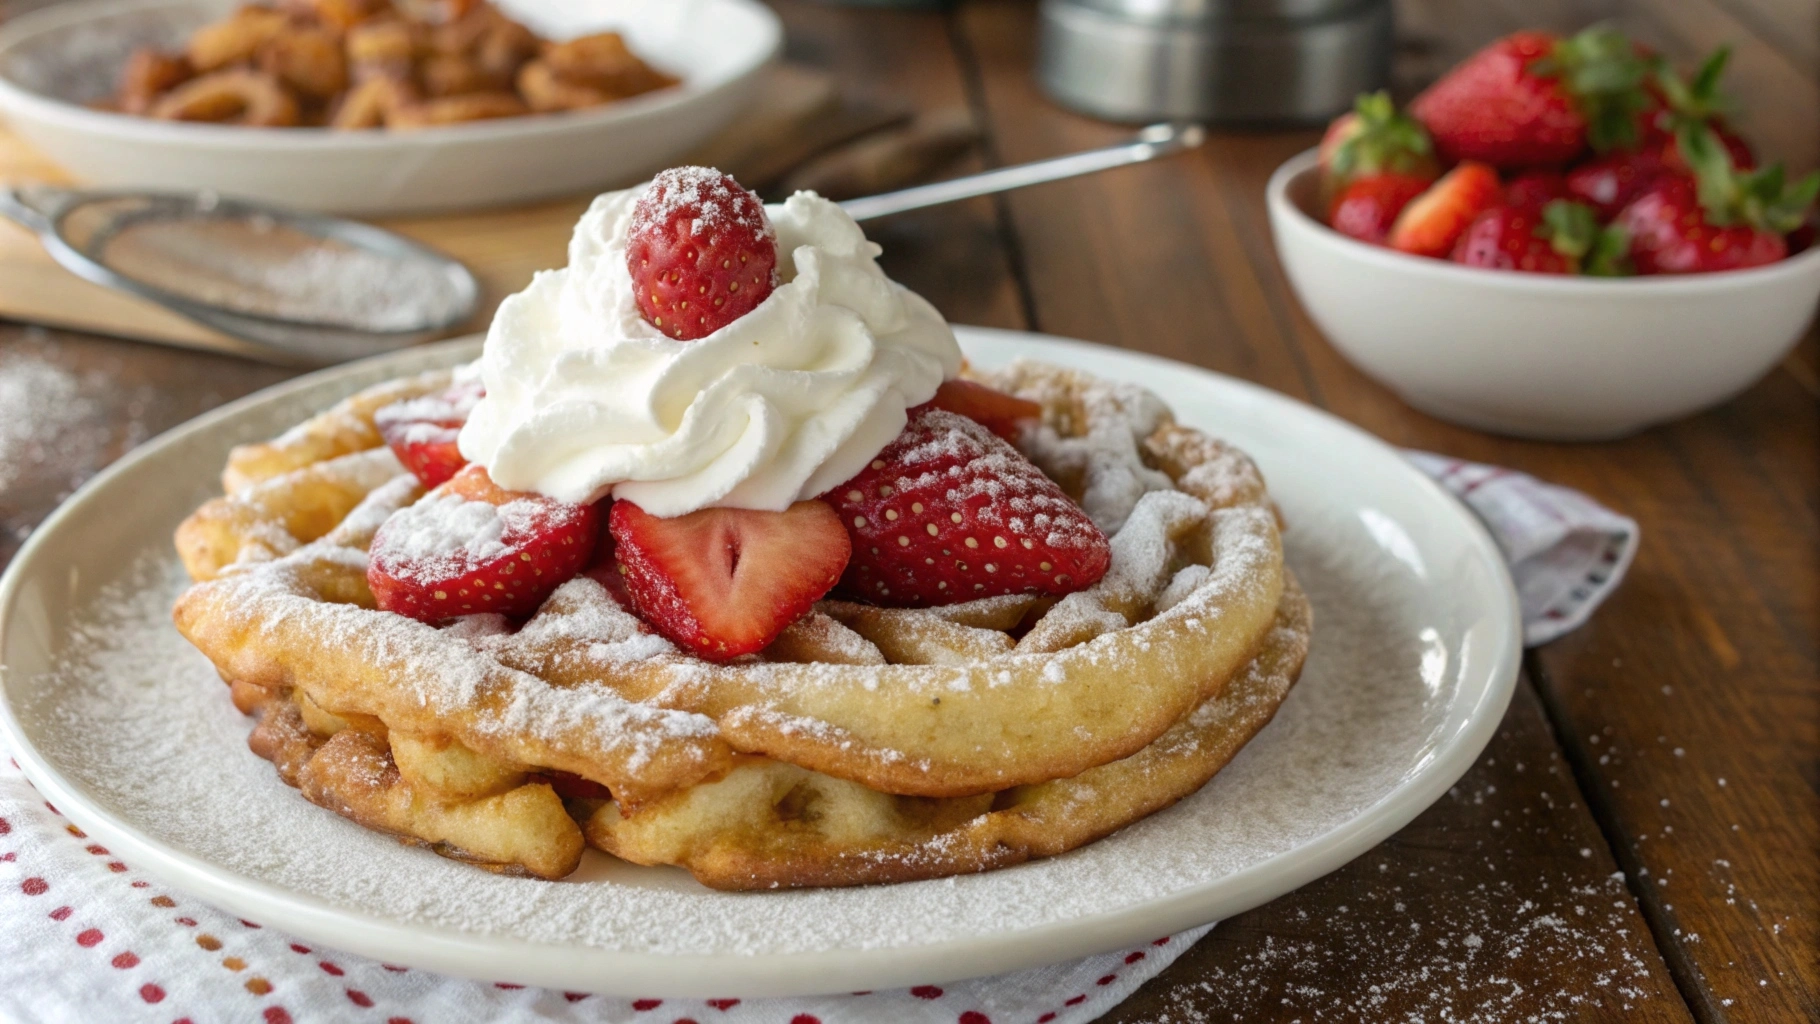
629 166 772 240
12 489 1463 955
371 493 579 584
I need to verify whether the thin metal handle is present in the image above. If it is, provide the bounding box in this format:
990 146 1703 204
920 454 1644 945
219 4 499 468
838 122 1206 222
0 184 65 234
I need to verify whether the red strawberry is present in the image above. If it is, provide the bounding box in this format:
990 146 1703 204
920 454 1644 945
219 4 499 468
1615 126 1818 274
1318 91 1438 203
1565 149 1668 218
1387 162 1503 257
1410 27 1652 167
1616 176 1788 274
1452 200 1628 275
626 166 777 341
1645 46 1755 175
368 464 600 623
825 406 1109 608
373 379 483 489
925 378 1042 443
609 500 849 660
1330 173 1436 245
1503 170 1570 211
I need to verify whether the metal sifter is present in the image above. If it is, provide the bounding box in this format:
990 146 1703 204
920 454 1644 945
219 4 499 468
0 122 1203 366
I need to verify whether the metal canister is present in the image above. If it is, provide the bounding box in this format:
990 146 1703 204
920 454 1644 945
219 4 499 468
1037 0 1393 126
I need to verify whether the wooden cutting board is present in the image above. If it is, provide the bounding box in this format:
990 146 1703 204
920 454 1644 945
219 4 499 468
0 65 896 359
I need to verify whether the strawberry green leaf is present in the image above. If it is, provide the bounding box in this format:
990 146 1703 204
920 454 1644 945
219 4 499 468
1533 24 1655 152
1583 224 1633 277
1539 200 1601 260
1330 90 1434 181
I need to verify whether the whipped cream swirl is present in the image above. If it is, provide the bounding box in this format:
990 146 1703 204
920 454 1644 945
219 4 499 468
459 188 962 517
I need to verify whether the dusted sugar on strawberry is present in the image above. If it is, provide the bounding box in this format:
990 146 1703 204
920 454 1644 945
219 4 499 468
626 166 778 341
369 465 599 622
609 500 850 660
374 379 484 488
827 407 1110 607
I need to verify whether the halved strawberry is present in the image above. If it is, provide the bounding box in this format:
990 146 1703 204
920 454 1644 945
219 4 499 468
1329 172 1433 245
626 166 777 341
368 464 599 622
925 378 1042 443
1388 162 1503 258
373 379 484 489
825 407 1109 608
609 500 849 660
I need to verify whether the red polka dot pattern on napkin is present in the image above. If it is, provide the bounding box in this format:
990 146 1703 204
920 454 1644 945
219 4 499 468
0 749 1208 1022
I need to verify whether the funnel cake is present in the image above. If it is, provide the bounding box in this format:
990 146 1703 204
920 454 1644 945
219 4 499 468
173 360 1309 888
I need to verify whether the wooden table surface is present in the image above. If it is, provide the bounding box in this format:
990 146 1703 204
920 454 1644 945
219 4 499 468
1 1 1814 1021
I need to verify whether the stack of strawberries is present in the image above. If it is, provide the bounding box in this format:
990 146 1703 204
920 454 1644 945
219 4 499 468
361 170 1113 660
1321 26 1819 275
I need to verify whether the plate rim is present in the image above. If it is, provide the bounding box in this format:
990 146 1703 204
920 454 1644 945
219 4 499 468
0 328 1523 997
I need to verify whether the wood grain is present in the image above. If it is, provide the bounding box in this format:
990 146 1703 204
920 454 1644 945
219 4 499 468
950 0 1818 1020
0 0 1814 1020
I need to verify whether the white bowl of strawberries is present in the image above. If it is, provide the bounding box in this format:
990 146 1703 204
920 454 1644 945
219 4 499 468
1267 27 1820 440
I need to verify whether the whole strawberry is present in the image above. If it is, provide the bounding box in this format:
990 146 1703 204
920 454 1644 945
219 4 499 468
1329 173 1433 245
1615 126 1818 274
825 406 1109 607
1452 200 1628 275
626 167 777 341
1318 91 1438 203
1565 148 1667 218
1410 26 1652 167
1503 170 1571 211
1645 46 1755 175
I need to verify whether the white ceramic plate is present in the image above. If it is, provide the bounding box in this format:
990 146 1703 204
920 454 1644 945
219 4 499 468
0 328 1521 997
0 0 780 215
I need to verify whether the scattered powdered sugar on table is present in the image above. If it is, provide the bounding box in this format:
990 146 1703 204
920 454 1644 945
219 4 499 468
0 343 108 494
12 490 1460 957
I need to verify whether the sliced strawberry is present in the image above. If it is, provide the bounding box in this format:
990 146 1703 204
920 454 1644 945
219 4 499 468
609 500 849 660
368 464 599 622
1388 162 1503 258
925 378 1042 443
373 379 484 489
825 407 1109 608
1329 173 1433 245
625 166 777 341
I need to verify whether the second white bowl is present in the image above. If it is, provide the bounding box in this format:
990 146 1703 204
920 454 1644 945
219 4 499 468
1267 148 1820 440
0 0 781 216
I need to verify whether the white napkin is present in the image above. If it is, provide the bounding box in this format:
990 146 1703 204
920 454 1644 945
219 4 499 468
1405 451 1639 646
0 457 1635 1022
0 752 1207 1024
